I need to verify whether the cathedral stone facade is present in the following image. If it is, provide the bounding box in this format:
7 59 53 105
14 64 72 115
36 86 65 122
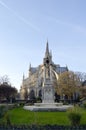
20 42 68 100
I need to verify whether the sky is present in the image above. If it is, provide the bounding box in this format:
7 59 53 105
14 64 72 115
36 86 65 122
0 0 86 91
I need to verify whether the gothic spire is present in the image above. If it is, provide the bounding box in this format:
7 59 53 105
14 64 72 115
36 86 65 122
45 41 49 57
23 73 25 80
29 63 31 71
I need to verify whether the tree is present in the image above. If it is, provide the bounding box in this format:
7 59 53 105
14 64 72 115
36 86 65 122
80 86 86 98
80 81 86 98
0 82 17 102
75 72 86 82
75 72 86 98
57 71 81 100
0 75 10 85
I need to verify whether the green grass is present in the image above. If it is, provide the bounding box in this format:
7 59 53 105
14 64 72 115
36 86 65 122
0 107 86 125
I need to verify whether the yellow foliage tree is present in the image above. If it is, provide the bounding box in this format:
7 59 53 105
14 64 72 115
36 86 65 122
57 71 81 99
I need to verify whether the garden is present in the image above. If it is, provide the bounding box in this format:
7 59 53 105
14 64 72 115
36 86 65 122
0 104 86 130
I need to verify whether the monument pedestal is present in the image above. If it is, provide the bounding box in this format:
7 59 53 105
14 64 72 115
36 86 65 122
42 78 54 103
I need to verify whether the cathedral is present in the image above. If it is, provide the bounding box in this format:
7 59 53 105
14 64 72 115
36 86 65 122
20 42 68 100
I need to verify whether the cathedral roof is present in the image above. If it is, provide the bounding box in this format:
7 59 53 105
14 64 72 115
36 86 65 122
30 67 38 73
56 66 68 73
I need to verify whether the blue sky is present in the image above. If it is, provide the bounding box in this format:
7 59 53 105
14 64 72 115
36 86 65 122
0 0 86 90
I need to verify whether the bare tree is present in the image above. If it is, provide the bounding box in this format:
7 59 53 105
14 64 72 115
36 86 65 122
75 72 86 82
0 75 10 85
75 72 86 98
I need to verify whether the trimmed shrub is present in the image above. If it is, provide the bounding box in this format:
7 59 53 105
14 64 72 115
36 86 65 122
67 106 82 126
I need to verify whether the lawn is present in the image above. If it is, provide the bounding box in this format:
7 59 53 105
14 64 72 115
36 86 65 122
0 107 86 125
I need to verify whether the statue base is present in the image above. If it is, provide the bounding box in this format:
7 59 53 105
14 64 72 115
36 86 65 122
42 78 54 103
24 104 73 111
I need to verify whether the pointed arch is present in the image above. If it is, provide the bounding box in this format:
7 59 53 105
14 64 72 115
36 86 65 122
39 89 42 98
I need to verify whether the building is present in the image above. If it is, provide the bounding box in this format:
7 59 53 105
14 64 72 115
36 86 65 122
20 42 68 99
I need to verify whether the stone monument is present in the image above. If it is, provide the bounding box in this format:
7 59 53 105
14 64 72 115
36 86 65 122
42 79 54 103
42 43 55 103
24 42 73 111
